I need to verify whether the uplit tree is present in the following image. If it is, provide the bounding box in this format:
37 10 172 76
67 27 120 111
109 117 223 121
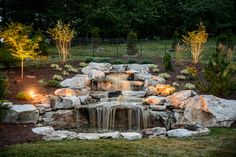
48 20 76 64
182 22 208 64
0 22 41 80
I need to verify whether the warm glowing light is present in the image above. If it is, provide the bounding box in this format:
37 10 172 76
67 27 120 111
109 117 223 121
29 90 36 98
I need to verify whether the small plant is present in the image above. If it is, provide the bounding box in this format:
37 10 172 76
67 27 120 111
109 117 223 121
150 64 158 69
67 67 78 73
45 79 61 88
62 70 70 76
163 50 173 71
180 69 190 75
64 64 73 69
16 92 32 100
0 72 7 99
182 22 208 64
50 64 62 71
79 62 88 67
172 82 179 87
38 79 46 86
158 73 171 79
128 59 137 64
48 20 76 64
52 74 63 81
176 75 187 80
127 31 138 55
184 83 196 90
152 68 160 73
186 66 198 77
85 57 95 63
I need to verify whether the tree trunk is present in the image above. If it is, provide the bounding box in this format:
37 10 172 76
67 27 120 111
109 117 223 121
21 59 24 80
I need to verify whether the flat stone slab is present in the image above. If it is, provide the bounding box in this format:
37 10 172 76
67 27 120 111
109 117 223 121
32 126 54 135
120 132 142 140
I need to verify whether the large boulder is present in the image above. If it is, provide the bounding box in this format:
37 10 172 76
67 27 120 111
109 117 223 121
42 110 77 129
43 130 79 140
144 76 166 88
166 90 197 109
127 64 151 73
143 96 166 105
48 95 81 109
32 126 55 135
3 105 39 124
120 132 142 140
60 74 90 89
88 69 105 80
34 103 51 114
184 95 236 127
54 88 77 97
155 84 176 96
167 128 197 137
142 127 166 138
122 91 146 98
134 72 152 81
111 64 127 72
78 133 100 140
82 62 112 74
98 131 120 139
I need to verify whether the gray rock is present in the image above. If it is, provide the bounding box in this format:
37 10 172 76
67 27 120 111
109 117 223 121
60 74 90 89
78 133 100 140
79 95 91 105
166 90 197 109
150 105 166 111
88 62 112 72
122 91 146 98
144 96 166 105
34 104 51 114
0 101 13 108
134 72 152 81
111 64 127 72
49 95 81 109
144 76 166 88
4 105 39 124
120 132 142 140
88 69 105 80
32 126 54 135
98 131 120 139
42 110 77 129
127 64 151 73
142 127 166 137
167 129 197 137
54 88 77 96
184 95 236 127
90 91 108 99
44 130 79 140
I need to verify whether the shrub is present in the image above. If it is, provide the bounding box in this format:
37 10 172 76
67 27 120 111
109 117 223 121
48 20 76 64
128 59 137 64
112 60 125 64
79 62 88 67
62 70 70 76
45 79 61 88
0 48 18 68
158 73 171 79
85 57 95 63
163 51 173 71
127 31 138 55
52 74 63 81
176 75 187 80
91 27 100 49
0 72 7 99
182 22 208 64
140 60 153 64
196 49 236 96
16 92 32 100
50 64 62 71
152 68 160 73
150 64 158 69
184 83 196 90
33 31 49 56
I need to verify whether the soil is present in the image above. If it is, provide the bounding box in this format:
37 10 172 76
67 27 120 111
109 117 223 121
0 123 43 147
0 58 235 147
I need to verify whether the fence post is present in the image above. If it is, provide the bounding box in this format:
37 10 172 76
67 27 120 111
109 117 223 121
116 38 119 58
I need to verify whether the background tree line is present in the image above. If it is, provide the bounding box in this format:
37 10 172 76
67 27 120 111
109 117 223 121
0 0 236 38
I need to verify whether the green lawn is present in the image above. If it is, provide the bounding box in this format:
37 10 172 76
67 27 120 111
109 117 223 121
0 128 236 157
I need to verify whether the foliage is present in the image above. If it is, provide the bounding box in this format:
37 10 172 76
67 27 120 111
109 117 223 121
0 72 8 99
158 73 171 79
0 22 41 79
85 57 95 63
79 62 88 67
176 75 187 80
140 60 153 64
0 101 10 122
91 27 100 49
183 83 196 90
127 31 138 55
127 59 137 64
0 48 18 68
45 79 61 88
62 70 69 76
16 92 32 100
182 22 208 64
112 60 125 64
48 20 76 64
33 31 49 56
196 49 236 96
163 51 173 71
50 64 62 71
52 74 63 81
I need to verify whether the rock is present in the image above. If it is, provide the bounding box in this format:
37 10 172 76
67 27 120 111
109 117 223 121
90 91 108 99
88 69 105 80
120 132 142 140
4 105 39 124
88 62 112 72
48 95 81 109
127 64 151 73
79 95 91 105
144 76 166 88
44 130 79 140
143 96 166 105
78 133 100 140
167 129 197 137
122 91 146 98
166 90 197 109
111 64 127 72
155 84 176 96
34 104 51 114
54 88 77 96
150 111 175 130
60 74 90 89
108 91 122 98
98 131 120 139
134 72 152 81
142 127 166 138
42 110 77 129
150 105 166 111
32 126 54 135
0 101 13 108
146 86 158 96
77 87 91 96
184 95 236 127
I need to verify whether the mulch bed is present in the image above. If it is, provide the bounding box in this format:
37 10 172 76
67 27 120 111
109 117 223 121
0 123 43 147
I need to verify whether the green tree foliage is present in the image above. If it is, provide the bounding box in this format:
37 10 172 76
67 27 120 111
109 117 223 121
48 20 76 64
0 22 41 79
163 50 173 71
0 72 7 99
127 31 138 55
196 49 236 96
